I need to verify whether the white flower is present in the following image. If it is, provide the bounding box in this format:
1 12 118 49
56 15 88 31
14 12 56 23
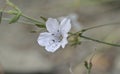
37 17 71 52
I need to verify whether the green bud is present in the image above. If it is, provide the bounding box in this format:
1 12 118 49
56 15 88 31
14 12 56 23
84 61 89 69
68 34 81 46
9 12 21 24
84 61 93 70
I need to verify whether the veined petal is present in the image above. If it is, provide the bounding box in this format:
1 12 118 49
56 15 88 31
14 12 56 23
38 32 52 38
37 32 54 46
62 33 68 38
45 42 61 52
61 37 68 48
38 17 71 52
46 18 59 34
60 18 71 34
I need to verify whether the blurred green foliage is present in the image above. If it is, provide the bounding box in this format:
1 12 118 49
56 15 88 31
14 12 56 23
81 0 120 7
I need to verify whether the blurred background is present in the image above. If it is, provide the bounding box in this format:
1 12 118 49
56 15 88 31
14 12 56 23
0 0 120 74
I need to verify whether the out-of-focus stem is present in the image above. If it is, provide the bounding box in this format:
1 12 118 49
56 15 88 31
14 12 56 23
82 22 120 32
21 14 42 24
80 35 120 47
2 18 34 25
0 10 44 24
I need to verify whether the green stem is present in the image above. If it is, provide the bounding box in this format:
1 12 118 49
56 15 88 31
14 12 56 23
78 23 120 47
2 18 34 25
0 10 43 24
82 23 120 32
80 35 120 47
21 14 42 24
88 69 91 74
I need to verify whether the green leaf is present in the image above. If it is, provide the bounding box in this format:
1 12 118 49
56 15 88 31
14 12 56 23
40 16 47 22
35 24 46 28
0 11 3 23
84 61 89 69
30 30 37 33
9 12 21 24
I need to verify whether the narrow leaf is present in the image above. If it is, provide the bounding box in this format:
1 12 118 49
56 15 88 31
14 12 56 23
35 24 46 28
40 16 47 22
30 30 37 33
9 12 21 24
0 11 3 23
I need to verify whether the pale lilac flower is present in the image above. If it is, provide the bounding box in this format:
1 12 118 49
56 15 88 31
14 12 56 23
37 17 71 52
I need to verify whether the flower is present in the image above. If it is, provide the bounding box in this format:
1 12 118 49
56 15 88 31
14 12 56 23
37 17 71 52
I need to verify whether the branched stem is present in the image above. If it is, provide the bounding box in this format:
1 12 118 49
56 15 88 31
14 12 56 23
1 0 120 48
0 10 44 24
77 22 120 47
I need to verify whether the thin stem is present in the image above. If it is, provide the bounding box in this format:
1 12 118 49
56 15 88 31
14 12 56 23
2 18 34 25
80 35 120 47
0 10 43 24
82 23 120 32
21 14 42 24
88 70 90 74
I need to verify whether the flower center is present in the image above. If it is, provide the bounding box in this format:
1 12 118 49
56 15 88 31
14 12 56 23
57 30 63 41
52 31 63 42
58 35 63 42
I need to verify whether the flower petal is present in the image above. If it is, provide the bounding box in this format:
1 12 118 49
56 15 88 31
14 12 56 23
46 18 59 34
45 42 61 52
60 18 71 34
37 32 53 46
61 37 68 48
